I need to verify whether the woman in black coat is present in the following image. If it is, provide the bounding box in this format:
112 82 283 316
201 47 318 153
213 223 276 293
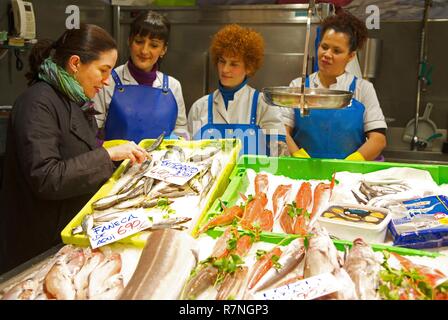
0 24 149 274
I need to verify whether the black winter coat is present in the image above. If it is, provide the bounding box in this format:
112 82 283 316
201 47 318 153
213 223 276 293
0 81 114 274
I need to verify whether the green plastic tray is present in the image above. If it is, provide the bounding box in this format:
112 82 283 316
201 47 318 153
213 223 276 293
205 227 442 258
196 155 448 257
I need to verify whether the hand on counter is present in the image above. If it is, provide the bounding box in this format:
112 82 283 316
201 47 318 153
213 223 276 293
105 141 150 164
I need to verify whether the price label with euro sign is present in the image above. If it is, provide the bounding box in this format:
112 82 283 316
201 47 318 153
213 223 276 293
89 209 151 249
144 159 201 186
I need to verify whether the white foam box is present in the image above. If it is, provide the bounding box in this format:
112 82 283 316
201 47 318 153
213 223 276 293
317 204 392 244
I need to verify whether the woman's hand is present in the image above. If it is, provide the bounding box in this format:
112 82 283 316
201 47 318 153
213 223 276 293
105 141 150 164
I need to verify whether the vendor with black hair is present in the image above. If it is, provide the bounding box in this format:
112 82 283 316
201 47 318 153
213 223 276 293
284 11 387 161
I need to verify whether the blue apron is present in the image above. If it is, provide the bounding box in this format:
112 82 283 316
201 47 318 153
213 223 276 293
293 76 365 159
193 91 268 156
104 70 178 142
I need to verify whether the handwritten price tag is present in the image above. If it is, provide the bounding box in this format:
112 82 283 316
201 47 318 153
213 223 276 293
254 272 341 300
88 209 151 249
144 159 201 186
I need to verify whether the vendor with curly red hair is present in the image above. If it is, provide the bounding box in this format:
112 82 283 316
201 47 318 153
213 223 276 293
284 12 387 161
188 24 288 156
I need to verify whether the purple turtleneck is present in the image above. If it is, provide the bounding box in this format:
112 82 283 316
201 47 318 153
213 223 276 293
128 59 158 86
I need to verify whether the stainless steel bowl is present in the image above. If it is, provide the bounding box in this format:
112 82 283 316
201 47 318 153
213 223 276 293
262 86 353 109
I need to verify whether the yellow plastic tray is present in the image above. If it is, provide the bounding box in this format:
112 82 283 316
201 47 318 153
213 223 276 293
60 139 241 248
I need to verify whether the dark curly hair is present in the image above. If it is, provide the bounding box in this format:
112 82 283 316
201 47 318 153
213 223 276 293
321 11 368 52
210 24 264 76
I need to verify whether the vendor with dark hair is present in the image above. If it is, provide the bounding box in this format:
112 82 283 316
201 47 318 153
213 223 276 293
284 12 387 160
94 10 188 143
0 24 149 274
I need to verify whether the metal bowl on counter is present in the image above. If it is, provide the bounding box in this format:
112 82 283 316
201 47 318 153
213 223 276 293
262 86 353 109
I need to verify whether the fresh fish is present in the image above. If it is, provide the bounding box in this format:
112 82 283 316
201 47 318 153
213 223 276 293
93 209 132 223
389 251 447 287
216 266 248 300
197 205 243 234
89 273 124 300
189 146 221 162
330 268 358 300
155 188 197 200
73 250 105 300
344 238 381 300
145 132 165 153
246 247 283 290
309 181 333 227
140 197 172 209
303 228 341 278
92 182 145 211
162 145 186 162
71 214 94 236
143 177 155 195
113 195 146 210
120 229 198 300
117 160 153 195
180 265 218 300
119 132 164 176
88 253 122 299
272 184 292 220
149 216 192 230
44 247 85 300
252 237 306 292
1 278 40 300
198 172 216 206
255 173 269 195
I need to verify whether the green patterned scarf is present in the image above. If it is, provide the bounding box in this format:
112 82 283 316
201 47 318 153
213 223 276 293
38 58 94 112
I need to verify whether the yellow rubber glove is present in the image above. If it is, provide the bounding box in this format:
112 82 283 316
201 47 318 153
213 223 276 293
292 148 311 158
345 151 365 161
102 139 130 149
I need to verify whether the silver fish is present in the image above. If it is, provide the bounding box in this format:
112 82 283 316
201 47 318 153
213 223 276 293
189 146 221 162
252 237 306 293
89 273 124 300
71 214 94 236
150 216 192 230
88 253 122 299
120 229 198 300
92 182 145 211
162 145 186 162
73 250 105 300
146 132 165 153
120 132 164 176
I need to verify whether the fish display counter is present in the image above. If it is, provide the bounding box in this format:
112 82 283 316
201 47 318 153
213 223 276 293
62 138 241 248
2 154 448 300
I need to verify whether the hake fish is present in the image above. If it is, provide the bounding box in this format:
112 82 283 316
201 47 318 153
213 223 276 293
120 229 198 300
